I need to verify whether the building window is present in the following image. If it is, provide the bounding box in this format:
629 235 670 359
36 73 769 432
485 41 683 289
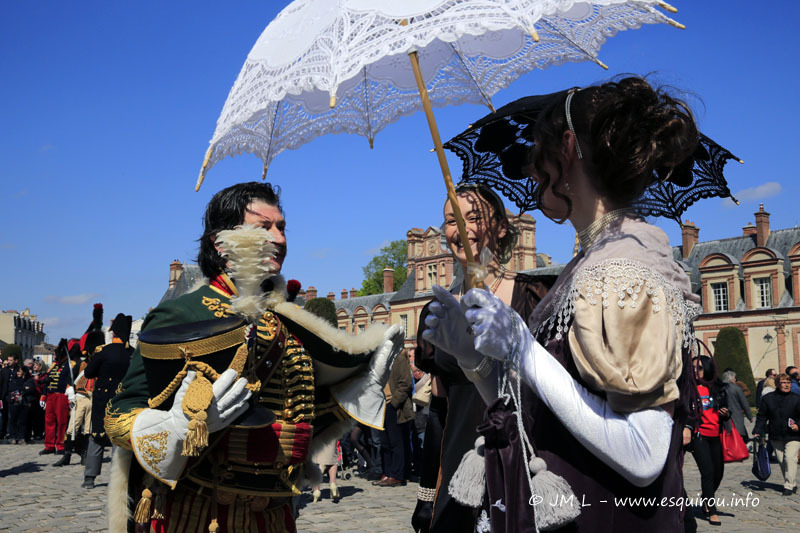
711 282 729 312
400 315 408 338
426 264 437 289
358 324 365 333
755 277 772 308
339 326 347 333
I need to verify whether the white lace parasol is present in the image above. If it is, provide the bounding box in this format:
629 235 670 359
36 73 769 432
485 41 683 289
196 0 682 188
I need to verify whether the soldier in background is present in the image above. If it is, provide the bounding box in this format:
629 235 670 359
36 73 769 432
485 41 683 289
81 312 133 489
40 339 74 455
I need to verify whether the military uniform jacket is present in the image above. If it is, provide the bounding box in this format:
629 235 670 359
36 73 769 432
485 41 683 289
106 274 387 503
84 341 132 441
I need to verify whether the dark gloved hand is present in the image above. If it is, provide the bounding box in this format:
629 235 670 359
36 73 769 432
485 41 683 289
411 499 433 533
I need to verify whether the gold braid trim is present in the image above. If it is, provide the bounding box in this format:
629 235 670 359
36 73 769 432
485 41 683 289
138 327 246 360
147 360 222 409
105 407 146 450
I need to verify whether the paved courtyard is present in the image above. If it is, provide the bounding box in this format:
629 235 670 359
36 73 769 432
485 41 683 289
0 435 797 532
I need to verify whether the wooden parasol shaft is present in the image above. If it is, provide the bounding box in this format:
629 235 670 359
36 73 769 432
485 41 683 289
408 50 477 290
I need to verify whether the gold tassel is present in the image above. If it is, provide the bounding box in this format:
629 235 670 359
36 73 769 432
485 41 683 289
133 487 153 524
152 485 167 520
181 372 214 456
208 518 220 532
182 411 209 457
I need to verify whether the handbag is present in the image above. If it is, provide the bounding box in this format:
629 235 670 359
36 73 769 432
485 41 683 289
751 440 771 481
412 375 432 407
721 421 749 463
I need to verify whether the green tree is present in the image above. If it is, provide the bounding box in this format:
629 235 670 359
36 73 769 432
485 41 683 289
714 327 757 406
358 240 408 296
2 343 22 360
304 298 338 327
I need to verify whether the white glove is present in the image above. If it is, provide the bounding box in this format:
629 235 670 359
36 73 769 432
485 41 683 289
65 386 76 407
462 288 531 364
463 288 672 487
131 368 251 487
40 397 46 409
330 324 404 429
421 285 484 369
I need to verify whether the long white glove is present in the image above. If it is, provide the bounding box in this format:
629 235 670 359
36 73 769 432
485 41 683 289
463 288 673 488
131 369 251 487
330 324 404 429
420 285 484 369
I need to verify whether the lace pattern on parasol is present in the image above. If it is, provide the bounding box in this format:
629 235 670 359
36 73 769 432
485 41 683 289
444 114 741 223
203 1 678 178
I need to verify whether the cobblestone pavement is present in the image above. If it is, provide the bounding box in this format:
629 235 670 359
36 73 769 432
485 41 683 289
1 438 798 532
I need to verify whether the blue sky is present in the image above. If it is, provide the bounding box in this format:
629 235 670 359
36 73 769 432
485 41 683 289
1 1 798 343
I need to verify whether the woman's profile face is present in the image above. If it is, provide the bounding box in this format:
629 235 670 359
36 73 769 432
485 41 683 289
524 147 572 222
693 359 704 380
443 190 506 266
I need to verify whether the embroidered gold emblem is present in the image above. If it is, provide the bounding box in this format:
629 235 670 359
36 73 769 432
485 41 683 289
136 431 169 475
201 296 232 318
256 311 279 341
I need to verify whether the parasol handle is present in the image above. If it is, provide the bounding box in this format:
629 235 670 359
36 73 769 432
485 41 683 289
408 50 477 290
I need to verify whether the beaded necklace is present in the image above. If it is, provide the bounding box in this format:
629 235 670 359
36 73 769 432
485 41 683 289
577 207 634 251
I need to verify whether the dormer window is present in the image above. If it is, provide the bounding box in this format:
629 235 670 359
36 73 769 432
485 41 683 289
711 282 729 311
755 277 772 308
426 263 437 289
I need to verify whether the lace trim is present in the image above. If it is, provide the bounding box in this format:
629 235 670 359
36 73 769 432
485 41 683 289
204 1 678 177
534 259 699 348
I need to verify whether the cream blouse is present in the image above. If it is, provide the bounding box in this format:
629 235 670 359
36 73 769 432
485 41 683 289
531 215 699 413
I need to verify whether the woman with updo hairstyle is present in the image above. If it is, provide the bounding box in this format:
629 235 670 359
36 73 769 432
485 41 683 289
424 77 703 531
412 183 554 533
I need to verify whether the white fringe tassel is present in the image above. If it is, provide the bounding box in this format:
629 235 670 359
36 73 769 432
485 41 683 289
449 436 486 508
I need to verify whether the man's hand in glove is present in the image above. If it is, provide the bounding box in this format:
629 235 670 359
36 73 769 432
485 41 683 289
130 368 251 485
330 324 404 429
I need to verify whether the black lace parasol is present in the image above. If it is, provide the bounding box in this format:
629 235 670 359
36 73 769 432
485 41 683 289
443 92 741 224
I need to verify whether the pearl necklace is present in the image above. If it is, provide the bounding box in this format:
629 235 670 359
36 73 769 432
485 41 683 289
577 208 634 251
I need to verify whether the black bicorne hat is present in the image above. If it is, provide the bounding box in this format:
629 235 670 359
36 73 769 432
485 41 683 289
110 313 133 342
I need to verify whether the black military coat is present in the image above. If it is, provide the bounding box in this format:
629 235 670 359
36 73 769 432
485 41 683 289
84 342 133 443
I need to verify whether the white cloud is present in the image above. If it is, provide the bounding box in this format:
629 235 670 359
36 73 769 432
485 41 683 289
40 317 62 327
44 293 101 305
310 248 331 259
363 240 390 256
723 181 781 208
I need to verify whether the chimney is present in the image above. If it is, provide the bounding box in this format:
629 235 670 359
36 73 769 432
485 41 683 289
326 291 336 301
755 204 770 247
341 289 348 300
169 260 183 289
681 221 699 260
743 222 757 237
350 288 358 298
306 286 317 300
383 267 395 293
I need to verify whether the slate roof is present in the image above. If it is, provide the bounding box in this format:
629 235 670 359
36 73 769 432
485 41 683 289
159 264 203 304
335 292 395 318
673 227 800 296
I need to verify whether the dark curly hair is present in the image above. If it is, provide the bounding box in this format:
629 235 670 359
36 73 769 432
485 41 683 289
529 76 699 222
454 183 519 264
197 181 283 280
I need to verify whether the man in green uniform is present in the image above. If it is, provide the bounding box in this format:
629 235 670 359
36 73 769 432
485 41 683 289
105 181 402 533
